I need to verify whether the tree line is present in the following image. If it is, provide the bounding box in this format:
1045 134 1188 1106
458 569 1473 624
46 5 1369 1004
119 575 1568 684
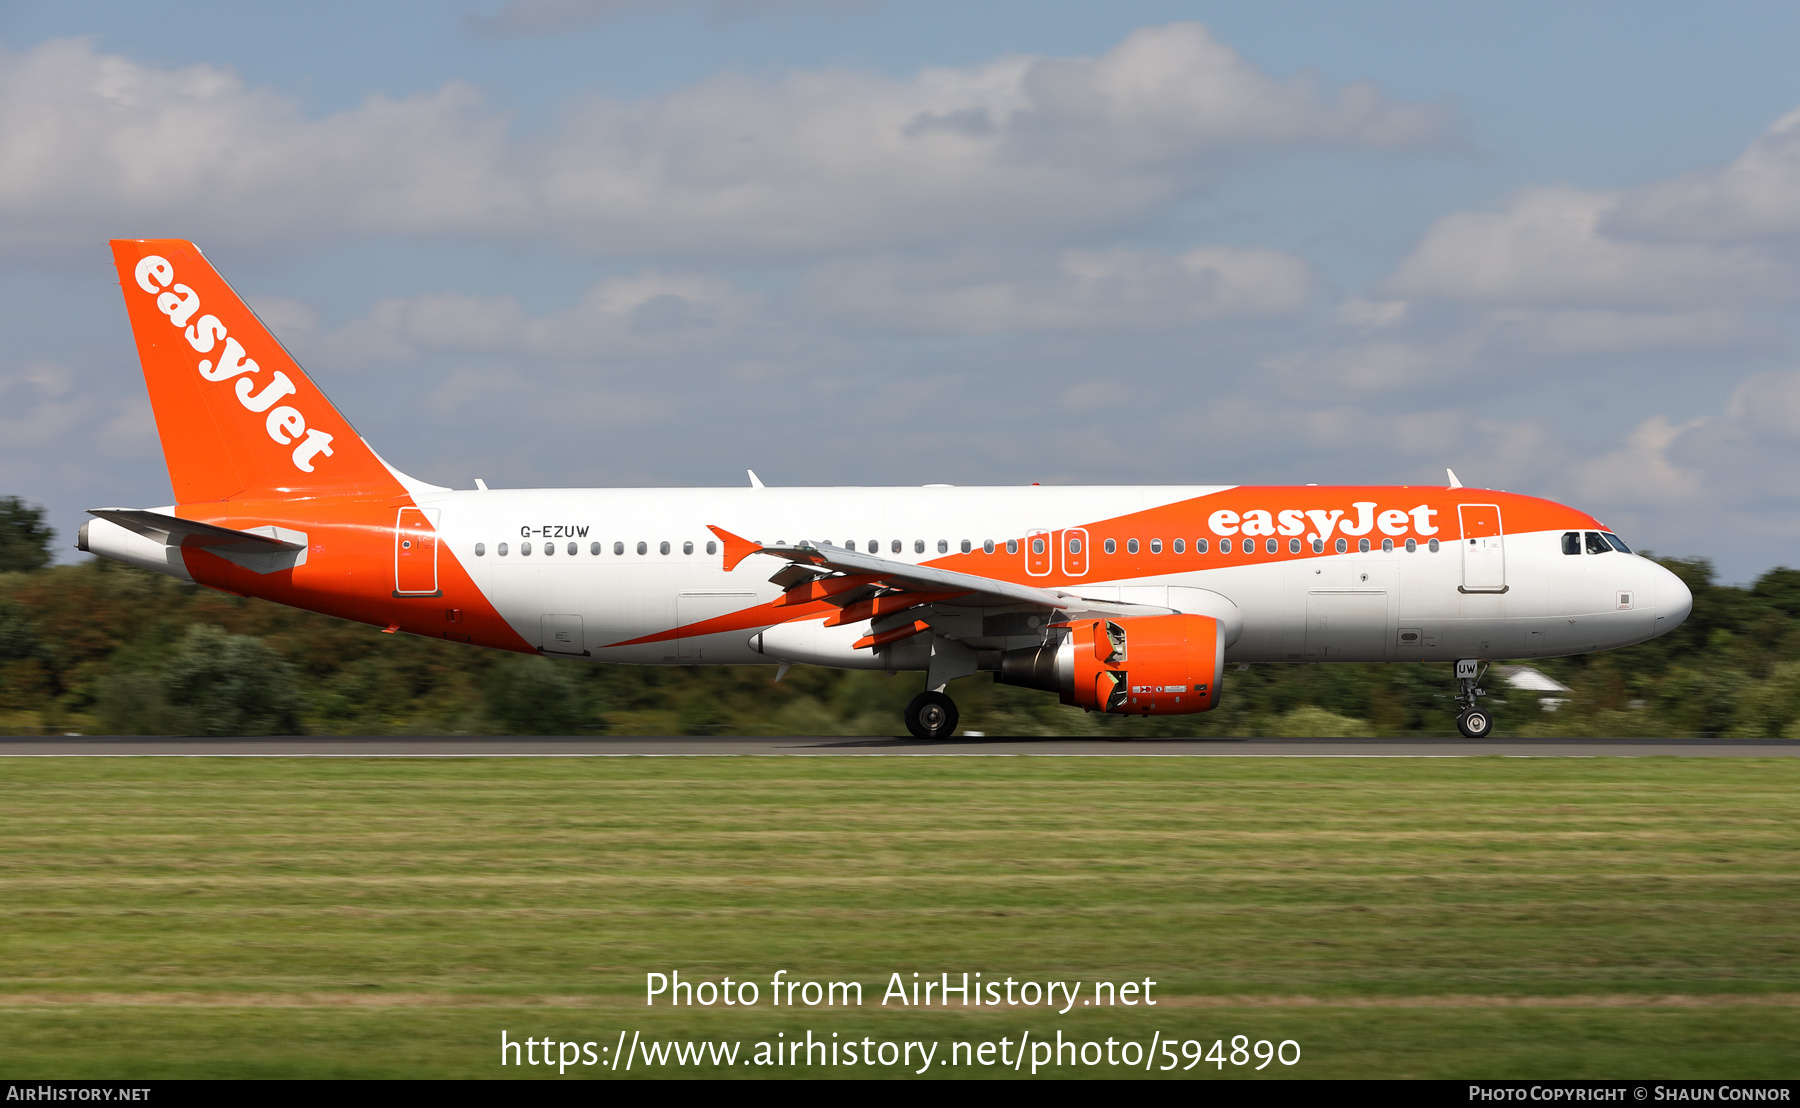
1 495 1794 737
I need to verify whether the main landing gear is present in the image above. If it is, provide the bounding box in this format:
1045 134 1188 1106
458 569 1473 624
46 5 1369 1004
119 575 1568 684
1453 658 1493 739
904 691 959 740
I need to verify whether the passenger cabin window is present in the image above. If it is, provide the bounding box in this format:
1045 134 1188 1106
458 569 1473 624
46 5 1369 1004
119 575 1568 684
1405 539 1417 552
660 541 671 555
1428 539 1439 552
707 541 717 555
1196 538 1208 553
475 543 486 556
891 540 901 554
1219 538 1231 553
1312 538 1323 553
915 539 925 554
1006 539 1018 555
1031 537 1045 555
567 542 577 555
1562 531 1581 555
961 540 972 554
637 541 647 555
1336 538 1347 553
498 542 509 556
982 540 994 554
1127 539 1139 554
869 539 878 552
1265 538 1278 554
938 539 948 554
614 541 624 555
1173 538 1185 554
1584 531 1611 555
1150 539 1162 554
1382 538 1394 552
683 541 694 555
1288 538 1300 553
522 542 532 556
590 542 600 555
1358 539 1371 553
1104 538 1116 554
1068 537 1082 553
846 540 856 551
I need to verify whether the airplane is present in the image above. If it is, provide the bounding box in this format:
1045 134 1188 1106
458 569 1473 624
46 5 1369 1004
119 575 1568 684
78 239 1694 740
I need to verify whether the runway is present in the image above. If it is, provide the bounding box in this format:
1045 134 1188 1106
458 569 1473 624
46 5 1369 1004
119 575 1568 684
2 735 1797 756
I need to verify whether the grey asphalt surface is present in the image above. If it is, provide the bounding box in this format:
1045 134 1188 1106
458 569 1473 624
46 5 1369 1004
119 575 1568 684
2 736 1796 756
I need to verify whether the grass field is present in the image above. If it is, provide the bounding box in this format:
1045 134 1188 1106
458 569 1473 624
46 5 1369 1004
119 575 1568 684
2 755 1798 1079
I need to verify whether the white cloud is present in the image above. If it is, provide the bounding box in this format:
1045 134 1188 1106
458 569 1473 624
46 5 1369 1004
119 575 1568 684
1334 299 1408 327
0 362 82 446
470 0 864 37
1572 414 1706 506
0 40 527 250
1612 106 1800 241
312 272 753 368
245 297 319 342
1727 365 1800 438
1570 371 1800 545
0 360 150 463
0 28 1455 256
1388 186 1785 308
807 245 1310 333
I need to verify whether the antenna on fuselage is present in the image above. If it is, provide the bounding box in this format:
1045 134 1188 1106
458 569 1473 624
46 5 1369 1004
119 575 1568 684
1446 468 1464 489
748 469 765 489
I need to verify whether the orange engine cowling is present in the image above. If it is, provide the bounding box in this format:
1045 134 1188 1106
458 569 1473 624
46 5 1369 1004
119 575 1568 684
997 613 1223 715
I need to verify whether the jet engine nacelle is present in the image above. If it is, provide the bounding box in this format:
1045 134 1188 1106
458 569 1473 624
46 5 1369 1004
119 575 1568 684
998 613 1223 715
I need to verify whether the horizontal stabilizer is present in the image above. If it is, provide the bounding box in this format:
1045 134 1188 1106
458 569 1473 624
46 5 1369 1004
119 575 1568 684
87 508 306 551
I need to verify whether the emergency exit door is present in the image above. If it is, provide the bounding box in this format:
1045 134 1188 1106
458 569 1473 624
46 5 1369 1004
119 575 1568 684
1025 529 1052 576
1062 527 1089 576
1458 504 1506 592
394 507 440 597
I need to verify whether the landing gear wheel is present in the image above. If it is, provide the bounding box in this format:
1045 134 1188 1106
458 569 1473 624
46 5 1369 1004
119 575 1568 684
905 691 959 740
1456 708 1493 739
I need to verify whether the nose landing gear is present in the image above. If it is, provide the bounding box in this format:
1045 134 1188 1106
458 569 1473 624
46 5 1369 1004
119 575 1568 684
1453 659 1493 738
904 691 959 740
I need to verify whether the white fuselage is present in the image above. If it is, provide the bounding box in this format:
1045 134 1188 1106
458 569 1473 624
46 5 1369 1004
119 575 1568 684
409 484 1689 669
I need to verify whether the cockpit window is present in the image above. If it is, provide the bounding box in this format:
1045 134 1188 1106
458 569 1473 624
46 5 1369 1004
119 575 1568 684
1584 531 1611 555
1603 532 1632 554
1562 532 1580 556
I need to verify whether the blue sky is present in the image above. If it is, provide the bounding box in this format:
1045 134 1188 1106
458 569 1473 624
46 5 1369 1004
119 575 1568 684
3 1 1799 581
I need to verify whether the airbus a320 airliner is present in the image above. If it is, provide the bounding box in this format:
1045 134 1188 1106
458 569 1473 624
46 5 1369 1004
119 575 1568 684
80 240 1693 738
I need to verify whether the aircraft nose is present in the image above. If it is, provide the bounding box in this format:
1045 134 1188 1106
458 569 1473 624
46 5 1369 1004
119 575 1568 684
1652 561 1693 637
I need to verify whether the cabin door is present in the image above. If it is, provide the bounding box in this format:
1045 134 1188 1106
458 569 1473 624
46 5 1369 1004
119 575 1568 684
1458 504 1506 592
394 508 440 597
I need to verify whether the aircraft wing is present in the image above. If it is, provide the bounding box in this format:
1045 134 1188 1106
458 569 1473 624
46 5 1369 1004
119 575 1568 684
755 538 1077 611
710 526 1174 652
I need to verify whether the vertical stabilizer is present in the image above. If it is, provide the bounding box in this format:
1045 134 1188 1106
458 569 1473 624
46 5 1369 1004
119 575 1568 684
109 239 401 503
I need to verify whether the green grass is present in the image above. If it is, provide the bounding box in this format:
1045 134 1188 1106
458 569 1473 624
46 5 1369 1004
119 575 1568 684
2 756 1798 1078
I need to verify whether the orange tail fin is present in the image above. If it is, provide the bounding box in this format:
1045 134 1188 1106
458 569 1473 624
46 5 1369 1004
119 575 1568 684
109 239 401 504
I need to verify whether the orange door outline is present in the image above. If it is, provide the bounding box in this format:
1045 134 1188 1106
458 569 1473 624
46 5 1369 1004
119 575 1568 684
394 507 440 597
